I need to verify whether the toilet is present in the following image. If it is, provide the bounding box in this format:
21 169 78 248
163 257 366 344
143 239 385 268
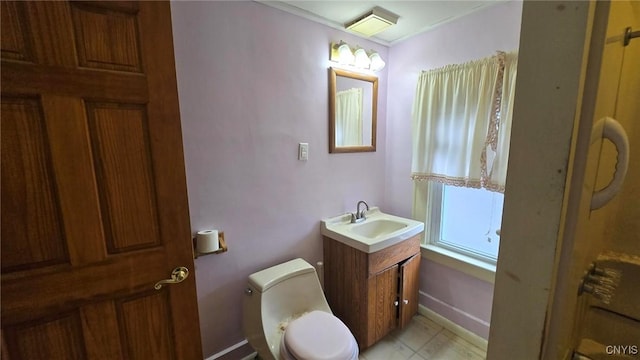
243 258 359 360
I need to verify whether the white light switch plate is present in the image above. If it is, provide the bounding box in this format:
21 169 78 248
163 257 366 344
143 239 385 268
298 143 309 161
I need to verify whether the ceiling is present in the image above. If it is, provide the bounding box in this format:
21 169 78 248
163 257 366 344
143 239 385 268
258 1 503 46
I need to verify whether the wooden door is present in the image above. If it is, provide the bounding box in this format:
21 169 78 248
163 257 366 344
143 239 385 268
374 264 398 343
399 254 420 328
1 2 203 359
542 1 640 357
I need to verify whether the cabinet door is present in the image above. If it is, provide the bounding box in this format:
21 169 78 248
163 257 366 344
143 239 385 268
374 264 398 343
399 253 421 328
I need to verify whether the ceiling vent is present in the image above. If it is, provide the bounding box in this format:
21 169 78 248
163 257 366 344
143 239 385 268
345 7 399 37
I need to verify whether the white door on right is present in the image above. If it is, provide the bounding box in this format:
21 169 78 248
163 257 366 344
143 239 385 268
543 1 640 359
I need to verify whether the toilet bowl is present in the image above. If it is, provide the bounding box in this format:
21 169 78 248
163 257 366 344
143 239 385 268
243 258 359 360
279 311 359 360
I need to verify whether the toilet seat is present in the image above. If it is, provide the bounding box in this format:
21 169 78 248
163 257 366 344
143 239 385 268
280 311 359 360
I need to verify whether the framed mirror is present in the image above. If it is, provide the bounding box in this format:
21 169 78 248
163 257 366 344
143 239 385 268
329 67 378 153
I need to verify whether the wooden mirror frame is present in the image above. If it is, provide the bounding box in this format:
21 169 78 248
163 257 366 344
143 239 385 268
329 67 378 153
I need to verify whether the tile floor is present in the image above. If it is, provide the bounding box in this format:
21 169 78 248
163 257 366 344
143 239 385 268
359 315 486 360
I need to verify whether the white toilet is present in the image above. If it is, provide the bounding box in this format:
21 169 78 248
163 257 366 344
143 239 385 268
243 258 359 360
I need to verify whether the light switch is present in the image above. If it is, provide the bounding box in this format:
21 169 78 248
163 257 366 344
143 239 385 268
298 143 309 161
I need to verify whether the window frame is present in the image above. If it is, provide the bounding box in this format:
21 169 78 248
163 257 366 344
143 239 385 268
423 182 501 265
414 181 496 283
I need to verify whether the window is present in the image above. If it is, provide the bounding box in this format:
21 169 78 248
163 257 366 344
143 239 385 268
411 52 517 265
426 183 503 263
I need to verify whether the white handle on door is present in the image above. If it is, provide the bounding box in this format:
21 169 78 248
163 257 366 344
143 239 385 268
590 117 629 210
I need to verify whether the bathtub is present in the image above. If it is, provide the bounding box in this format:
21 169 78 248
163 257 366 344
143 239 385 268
573 251 640 360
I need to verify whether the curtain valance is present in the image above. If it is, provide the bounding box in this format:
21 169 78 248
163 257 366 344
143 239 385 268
411 51 518 193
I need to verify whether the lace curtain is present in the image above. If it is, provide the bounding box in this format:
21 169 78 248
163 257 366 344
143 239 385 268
484 52 518 192
335 88 363 146
411 51 517 192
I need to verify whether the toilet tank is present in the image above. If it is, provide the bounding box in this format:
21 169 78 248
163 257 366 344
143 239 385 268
249 259 331 318
245 258 332 354
248 258 317 293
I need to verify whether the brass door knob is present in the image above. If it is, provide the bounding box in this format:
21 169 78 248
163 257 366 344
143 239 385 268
154 267 189 290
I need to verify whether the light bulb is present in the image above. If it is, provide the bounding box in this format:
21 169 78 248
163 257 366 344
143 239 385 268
353 48 371 68
369 52 385 71
337 43 354 65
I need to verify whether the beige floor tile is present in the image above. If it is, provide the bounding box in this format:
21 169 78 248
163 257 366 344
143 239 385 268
360 315 487 360
416 330 486 360
360 336 416 360
408 352 427 360
439 329 486 358
393 315 444 351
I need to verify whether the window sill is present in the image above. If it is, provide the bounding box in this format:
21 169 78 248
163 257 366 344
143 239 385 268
421 244 496 284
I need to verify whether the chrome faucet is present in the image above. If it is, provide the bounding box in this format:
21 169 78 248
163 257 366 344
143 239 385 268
351 200 369 223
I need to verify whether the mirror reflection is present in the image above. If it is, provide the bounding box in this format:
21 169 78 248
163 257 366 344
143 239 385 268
329 67 378 153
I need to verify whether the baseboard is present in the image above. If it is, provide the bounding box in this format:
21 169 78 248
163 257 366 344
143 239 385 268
419 290 490 337
205 339 255 360
418 304 489 352
241 352 257 360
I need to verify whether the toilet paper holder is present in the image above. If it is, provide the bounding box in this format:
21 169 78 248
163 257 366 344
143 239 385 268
192 231 227 258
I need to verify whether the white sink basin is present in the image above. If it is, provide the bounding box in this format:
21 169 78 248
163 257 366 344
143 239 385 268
320 207 425 253
351 219 408 238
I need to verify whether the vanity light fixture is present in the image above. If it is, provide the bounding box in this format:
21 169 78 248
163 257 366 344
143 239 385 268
330 41 385 72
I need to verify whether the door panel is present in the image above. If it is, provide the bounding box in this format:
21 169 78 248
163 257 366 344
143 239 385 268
1 2 202 359
71 2 143 73
1 1 34 62
4 312 86 360
1 97 67 272
118 291 175 359
374 265 398 342
399 254 421 328
86 102 160 253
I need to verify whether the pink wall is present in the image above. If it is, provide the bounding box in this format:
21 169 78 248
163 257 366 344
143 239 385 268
170 2 388 357
420 261 494 338
385 0 523 339
171 0 523 355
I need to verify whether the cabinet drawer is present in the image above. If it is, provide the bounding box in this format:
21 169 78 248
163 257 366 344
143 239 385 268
367 235 420 276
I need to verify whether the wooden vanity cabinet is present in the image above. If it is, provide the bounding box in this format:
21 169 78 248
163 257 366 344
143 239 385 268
322 235 421 350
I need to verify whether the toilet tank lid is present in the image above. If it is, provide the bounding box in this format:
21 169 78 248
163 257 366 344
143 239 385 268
248 258 315 292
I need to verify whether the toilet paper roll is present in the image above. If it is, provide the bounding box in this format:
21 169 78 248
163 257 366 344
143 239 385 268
196 230 219 253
